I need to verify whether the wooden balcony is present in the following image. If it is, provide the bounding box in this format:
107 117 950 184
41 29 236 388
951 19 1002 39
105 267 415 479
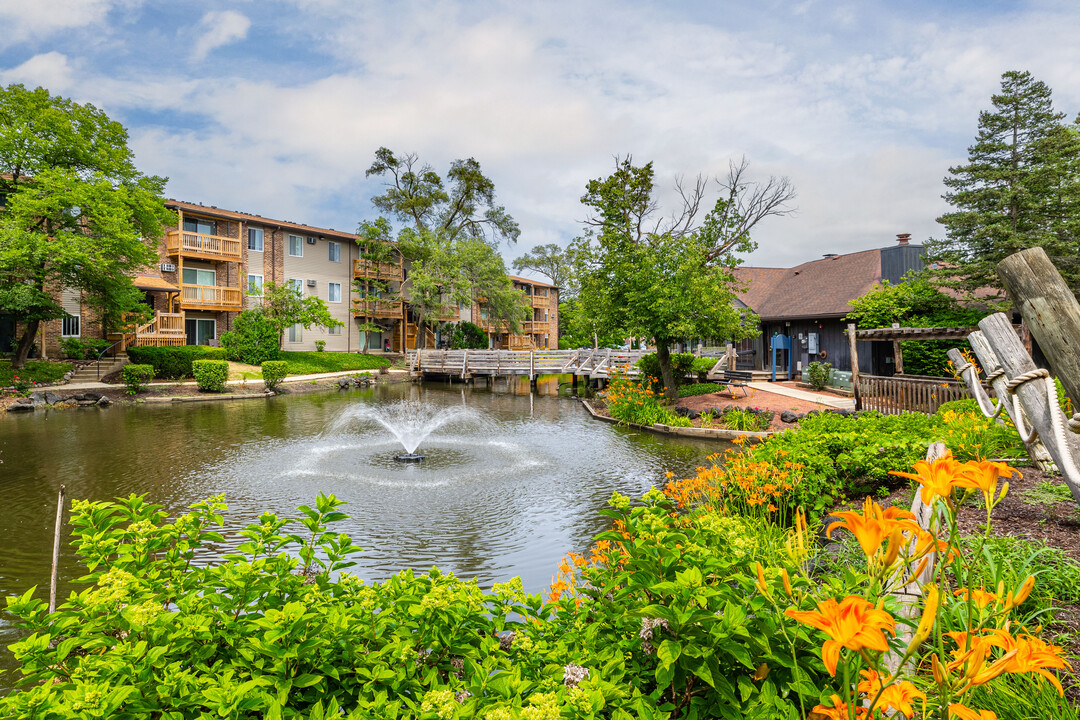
354 258 403 279
181 284 243 311
166 230 242 262
521 320 549 334
436 306 460 322
353 299 404 318
530 294 551 309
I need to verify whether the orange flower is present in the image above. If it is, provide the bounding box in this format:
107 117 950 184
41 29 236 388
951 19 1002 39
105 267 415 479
877 681 926 717
889 452 963 505
950 704 997 720
785 596 896 675
944 631 1016 688
826 497 918 559
954 587 1000 609
809 695 868 720
954 460 1016 508
985 630 1073 695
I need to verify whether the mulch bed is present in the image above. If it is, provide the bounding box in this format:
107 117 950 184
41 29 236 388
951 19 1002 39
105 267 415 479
670 389 837 431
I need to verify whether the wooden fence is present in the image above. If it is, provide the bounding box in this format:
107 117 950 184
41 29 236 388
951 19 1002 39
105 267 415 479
858 374 981 415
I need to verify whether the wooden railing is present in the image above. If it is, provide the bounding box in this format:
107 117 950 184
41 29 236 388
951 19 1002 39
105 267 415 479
408 348 651 377
181 284 243 309
354 258 402 279
437 307 461 322
858 374 980 415
530 294 550 308
353 299 403 317
166 230 242 260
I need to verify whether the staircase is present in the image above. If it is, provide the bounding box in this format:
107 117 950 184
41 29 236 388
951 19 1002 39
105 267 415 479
70 353 129 383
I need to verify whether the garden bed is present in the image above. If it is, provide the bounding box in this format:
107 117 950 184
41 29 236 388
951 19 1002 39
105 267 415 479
668 388 839 431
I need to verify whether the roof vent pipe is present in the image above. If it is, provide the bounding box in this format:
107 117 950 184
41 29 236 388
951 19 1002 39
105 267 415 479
823 253 838 258
896 233 911 246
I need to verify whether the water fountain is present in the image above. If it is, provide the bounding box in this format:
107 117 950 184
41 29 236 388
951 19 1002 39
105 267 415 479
335 400 481 462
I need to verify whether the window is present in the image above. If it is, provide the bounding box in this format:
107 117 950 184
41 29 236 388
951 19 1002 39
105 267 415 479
328 282 341 303
288 323 302 343
182 268 217 286
247 274 263 295
287 278 303 293
185 318 216 346
328 241 340 262
288 234 303 257
183 218 216 235
248 228 264 252
62 315 80 337
328 325 341 335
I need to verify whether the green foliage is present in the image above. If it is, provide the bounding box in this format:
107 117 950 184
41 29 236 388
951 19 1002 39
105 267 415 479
677 383 721 398
603 370 686 427
936 398 982 415
690 357 719 380
638 352 695 392
121 364 154 395
449 321 488 349
963 672 1079 720
126 345 226 379
0 84 174 367
718 407 771 432
260 360 288 392
512 243 576 296
803 361 832 390
278 351 390 376
574 157 789 400
0 359 71 388
314 340 326 352
258 282 344 349
220 310 280 366
962 535 1080 612
926 70 1080 303
1020 480 1074 507
192 359 229 392
60 337 111 360
556 298 624 349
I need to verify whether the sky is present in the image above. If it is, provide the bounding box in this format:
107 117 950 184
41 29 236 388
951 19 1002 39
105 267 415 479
2 0 1079 274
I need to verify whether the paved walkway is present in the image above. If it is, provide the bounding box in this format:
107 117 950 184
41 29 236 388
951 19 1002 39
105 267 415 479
57 369 407 392
747 381 856 410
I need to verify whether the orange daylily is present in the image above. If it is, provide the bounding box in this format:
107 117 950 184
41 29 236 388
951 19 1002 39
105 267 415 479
889 452 964 505
944 631 1016 689
878 681 927 717
826 497 918 559
984 629 1073 695
950 704 997 720
785 596 896 675
954 587 1000 609
808 694 868 720
954 460 1017 508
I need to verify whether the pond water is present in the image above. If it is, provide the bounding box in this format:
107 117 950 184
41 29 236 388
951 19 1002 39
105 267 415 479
0 379 718 687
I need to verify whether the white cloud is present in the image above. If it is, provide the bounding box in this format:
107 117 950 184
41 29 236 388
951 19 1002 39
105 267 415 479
0 52 76 92
189 10 251 62
0 0 135 47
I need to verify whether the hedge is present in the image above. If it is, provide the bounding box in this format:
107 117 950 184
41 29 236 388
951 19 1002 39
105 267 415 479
121 364 154 394
192 359 229 392
126 346 227 379
261 360 288 392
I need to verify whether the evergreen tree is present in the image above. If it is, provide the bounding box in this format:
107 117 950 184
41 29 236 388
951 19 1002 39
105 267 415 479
927 70 1080 302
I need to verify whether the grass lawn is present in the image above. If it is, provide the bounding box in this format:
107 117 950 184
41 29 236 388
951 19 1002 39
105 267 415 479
0 359 73 387
277 352 390 376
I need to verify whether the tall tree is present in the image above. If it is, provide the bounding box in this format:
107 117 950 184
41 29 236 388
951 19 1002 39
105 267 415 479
926 71 1080 302
363 148 525 347
512 243 576 296
574 157 794 399
0 84 173 367
257 281 344 349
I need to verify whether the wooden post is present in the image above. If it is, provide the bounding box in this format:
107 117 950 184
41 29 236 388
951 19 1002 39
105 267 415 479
891 322 904 374
847 323 862 411
49 485 66 614
979 313 1080 502
997 247 1080 412
948 340 1054 471
725 342 735 372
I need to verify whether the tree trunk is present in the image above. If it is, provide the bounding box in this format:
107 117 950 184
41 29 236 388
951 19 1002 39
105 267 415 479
416 314 427 349
12 320 40 369
655 341 678 403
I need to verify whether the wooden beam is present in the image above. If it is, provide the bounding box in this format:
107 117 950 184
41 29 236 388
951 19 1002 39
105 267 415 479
847 323 862 411
997 247 1080 415
892 322 904 374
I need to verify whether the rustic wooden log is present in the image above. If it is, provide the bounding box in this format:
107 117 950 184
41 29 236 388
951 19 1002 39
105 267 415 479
49 485 66 614
892 322 904 374
979 313 1080 502
847 323 862 411
948 342 1054 471
997 247 1080 414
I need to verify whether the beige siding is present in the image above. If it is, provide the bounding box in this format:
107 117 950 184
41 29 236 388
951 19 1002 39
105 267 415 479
282 232 355 352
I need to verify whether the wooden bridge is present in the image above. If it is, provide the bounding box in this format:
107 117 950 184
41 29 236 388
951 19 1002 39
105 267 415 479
406 348 651 379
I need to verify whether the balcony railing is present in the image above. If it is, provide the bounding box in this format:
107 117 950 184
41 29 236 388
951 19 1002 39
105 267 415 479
181 284 243 309
354 258 403 279
166 230 242 261
353 299 404 318
530 294 550 308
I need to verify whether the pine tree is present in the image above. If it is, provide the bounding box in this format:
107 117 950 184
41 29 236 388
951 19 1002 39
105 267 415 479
927 70 1080 302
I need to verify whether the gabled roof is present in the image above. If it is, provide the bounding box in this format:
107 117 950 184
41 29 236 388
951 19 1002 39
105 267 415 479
733 249 884 320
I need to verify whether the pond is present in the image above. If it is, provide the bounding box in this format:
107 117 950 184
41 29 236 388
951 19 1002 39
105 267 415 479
0 379 719 687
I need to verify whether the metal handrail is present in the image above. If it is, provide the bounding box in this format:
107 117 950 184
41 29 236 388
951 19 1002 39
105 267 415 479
96 336 131 380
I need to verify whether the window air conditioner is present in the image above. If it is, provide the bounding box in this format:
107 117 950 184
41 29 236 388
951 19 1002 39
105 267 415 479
307 279 317 287
306 237 317 245
160 263 176 272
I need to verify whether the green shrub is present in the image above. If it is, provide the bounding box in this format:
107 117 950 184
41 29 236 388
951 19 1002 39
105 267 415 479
60 337 111 360
691 356 719 381
637 351 695 391
121 364 154 395
220 310 279 366
450 321 489 349
127 345 227 379
314 340 326 352
962 535 1080 613
261 360 288 392
192 359 229 392
0 360 71 388
677 382 721 398
936 398 981 416
803 361 832 390
719 406 772 432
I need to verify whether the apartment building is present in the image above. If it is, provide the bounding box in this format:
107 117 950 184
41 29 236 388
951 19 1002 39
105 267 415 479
23 199 559 357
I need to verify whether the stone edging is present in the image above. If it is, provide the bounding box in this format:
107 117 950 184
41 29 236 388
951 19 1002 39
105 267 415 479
143 392 274 404
580 400 775 442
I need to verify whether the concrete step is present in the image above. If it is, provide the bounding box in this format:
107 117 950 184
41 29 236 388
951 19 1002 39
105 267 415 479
71 357 129 381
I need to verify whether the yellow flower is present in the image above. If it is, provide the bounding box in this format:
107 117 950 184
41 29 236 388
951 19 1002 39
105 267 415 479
953 587 1000 609
785 596 896 676
877 681 926 717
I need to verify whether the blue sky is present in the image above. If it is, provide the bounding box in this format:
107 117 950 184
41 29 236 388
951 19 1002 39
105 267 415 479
2 0 1079 272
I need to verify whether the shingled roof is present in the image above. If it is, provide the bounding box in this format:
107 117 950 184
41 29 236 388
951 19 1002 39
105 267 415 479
733 249 885 320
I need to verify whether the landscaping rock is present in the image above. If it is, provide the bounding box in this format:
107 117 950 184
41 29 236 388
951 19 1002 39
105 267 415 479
44 392 63 405
29 392 46 408
83 392 102 401
77 399 97 406
73 393 86 401
673 405 693 418
337 378 352 390
96 396 112 407
6 402 34 412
